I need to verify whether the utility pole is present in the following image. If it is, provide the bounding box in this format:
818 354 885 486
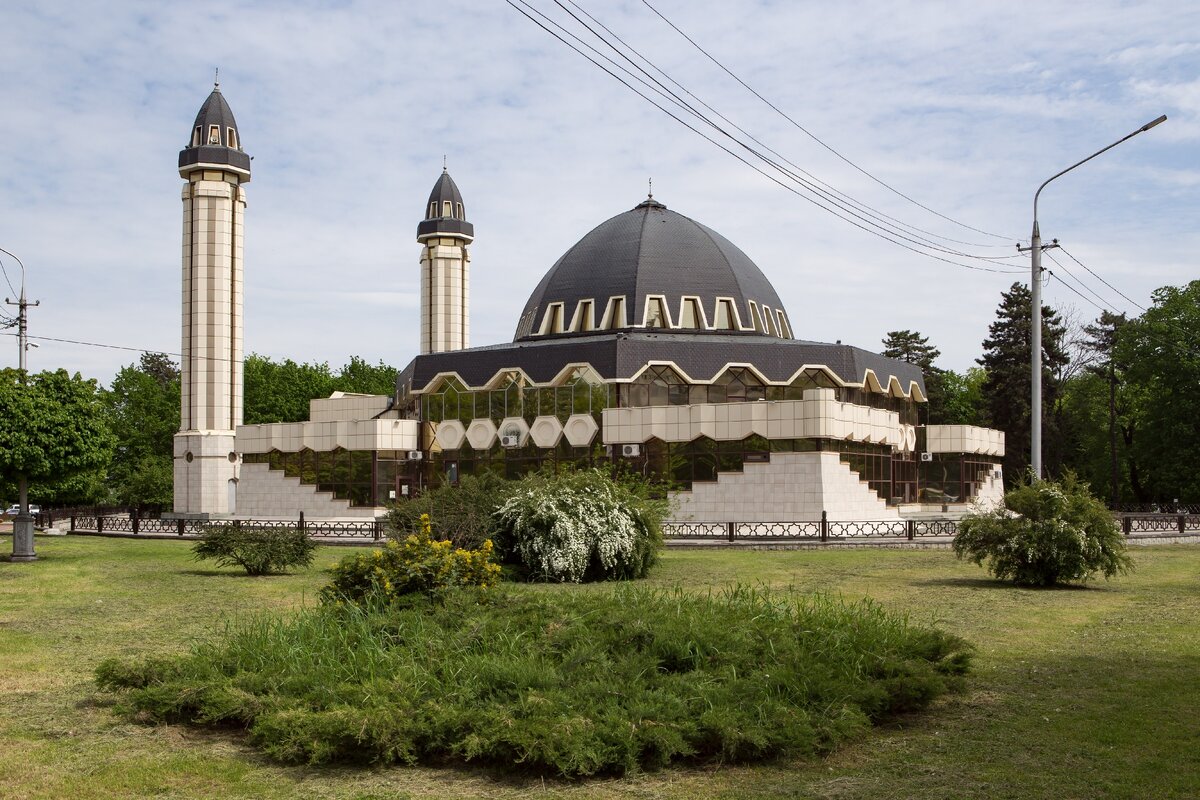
3 246 39 562
1020 114 1166 481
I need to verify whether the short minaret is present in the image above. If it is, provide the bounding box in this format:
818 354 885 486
416 168 474 354
173 81 251 516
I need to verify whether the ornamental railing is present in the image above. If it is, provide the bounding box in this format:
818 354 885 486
663 514 957 542
65 511 385 540
664 512 1200 542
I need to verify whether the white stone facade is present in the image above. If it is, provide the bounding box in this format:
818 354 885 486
419 237 470 354
174 167 247 516
602 388 912 449
236 462 380 519
671 452 899 522
236 418 419 455
926 424 1005 457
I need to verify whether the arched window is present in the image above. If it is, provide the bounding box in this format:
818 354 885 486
442 200 453 217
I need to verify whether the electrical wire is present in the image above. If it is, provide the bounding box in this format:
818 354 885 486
544 0 1023 264
559 0 1020 256
1058 246 1148 313
506 1 1024 275
640 0 1015 243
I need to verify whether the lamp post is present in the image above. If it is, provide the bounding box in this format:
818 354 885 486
2 246 39 562
1027 114 1166 480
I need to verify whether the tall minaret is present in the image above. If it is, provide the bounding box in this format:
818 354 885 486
416 168 473 354
173 81 251 516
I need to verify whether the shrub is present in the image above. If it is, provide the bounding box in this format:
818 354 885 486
191 524 317 576
386 473 509 550
494 468 668 582
320 514 500 604
954 472 1133 586
96 585 972 777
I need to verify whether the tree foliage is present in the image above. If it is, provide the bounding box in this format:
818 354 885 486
1115 280 1200 502
978 283 1069 478
0 369 115 504
243 354 397 424
104 353 180 507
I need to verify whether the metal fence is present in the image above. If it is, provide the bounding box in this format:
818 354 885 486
663 514 959 542
45 509 1200 545
664 512 1200 542
65 511 385 540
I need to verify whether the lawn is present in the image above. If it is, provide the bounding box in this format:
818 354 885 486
2 534 1198 799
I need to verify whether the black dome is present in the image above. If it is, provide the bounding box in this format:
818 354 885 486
178 86 251 175
514 199 791 341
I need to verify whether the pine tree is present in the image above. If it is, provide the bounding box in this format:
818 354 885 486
978 282 1068 479
881 330 940 369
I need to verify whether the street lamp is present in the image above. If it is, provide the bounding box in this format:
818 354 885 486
1027 114 1166 480
1 246 39 562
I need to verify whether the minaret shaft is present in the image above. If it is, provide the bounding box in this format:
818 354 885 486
172 85 250 517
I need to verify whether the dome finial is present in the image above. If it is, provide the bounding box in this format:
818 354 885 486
214 67 220 91
648 177 653 199
443 155 447 172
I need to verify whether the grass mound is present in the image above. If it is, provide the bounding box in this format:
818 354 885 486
96 586 971 777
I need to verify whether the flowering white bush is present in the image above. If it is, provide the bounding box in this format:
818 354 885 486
494 469 666 582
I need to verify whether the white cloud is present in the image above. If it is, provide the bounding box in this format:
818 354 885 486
0 0 1196 381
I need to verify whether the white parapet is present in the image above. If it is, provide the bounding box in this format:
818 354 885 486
308 392 392 422
236 418 420 454
925 425 1005 457
600 388 905 447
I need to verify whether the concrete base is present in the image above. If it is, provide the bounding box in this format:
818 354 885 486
10 515 36 562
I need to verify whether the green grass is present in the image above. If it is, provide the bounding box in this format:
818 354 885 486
3 534 1200 798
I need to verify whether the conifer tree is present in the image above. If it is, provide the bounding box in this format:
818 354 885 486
978 282 1068 478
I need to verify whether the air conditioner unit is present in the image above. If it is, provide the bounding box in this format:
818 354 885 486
621 443 641 457
405 450 423 461
501 434 521 448
920 452 933 462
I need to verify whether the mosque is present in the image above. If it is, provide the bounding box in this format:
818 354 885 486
171 85 1005 523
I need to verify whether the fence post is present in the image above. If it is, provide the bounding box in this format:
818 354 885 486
374 519 383 541
97 515 104 535
820 511 828 542
69 515 76 533
177 518 185 536
726 521 735 542
132 507 140 535
1122 516 1131 536
298 511 305 536
1179 515 1186 534
906 519 915 541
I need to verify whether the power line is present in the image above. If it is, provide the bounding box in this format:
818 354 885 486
506 1 1023 275
0 331 236 365
558 0 1019 256
640 0 1015 243
1058 246 1148 313
544 0 1022 264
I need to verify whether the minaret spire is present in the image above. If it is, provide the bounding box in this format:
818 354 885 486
214 67 220 91
417 167 474 355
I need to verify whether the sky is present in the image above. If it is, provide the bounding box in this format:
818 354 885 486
0 0 1196 385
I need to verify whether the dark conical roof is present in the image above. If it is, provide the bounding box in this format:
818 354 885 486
178 85 251 176
513 198 791 341
417 168 474 240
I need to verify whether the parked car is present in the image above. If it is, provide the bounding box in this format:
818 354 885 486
4 504 41 516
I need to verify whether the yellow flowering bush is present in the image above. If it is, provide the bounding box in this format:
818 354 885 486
321 514 500 604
